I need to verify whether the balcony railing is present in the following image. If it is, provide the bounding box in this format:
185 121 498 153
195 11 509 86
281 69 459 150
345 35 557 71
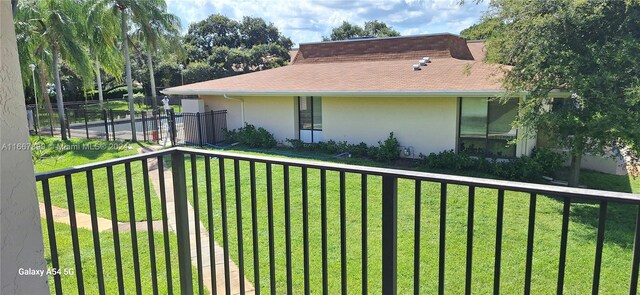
36 147 640 294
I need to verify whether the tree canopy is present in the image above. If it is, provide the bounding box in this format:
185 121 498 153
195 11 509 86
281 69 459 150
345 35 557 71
324 20 400 41
459 17 504 40
183 14 292 83
482 0 640 186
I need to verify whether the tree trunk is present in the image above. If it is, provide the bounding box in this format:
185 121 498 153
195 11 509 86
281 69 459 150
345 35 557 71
121 11 137 141
95 57 104 109
568 152 582 187
147 52 158 111
52 47 67 140
38 60 54 120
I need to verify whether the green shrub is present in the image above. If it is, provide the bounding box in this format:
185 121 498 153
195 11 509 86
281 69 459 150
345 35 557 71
105 85 143 100
133 93 146 109
375 132 401 162
286 138 305 150
225 123 277 148
418 148 565 182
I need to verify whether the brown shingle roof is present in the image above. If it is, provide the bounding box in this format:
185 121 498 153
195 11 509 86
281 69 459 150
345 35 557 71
164 33 505 96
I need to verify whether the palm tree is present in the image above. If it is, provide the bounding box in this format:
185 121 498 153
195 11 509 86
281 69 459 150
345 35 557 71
93 0 174 141
85 2 123 109
131 9 181 110
17 0 93 140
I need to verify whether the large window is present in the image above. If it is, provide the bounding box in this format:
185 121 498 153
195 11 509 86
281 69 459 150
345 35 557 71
298 96 322 143
459 97 518 158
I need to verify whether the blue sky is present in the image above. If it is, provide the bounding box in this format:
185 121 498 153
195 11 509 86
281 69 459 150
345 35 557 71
166 0 490 46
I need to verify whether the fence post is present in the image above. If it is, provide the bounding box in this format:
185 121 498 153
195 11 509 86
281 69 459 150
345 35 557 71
157 110 163 143
102 109 109 141
109 110 115 141
171 151 193 295
382 174 398 295
65 111 71 138
84 109 89 139
210 110 216 144
141 112 147 142
170 110 177 146
49 112 54 136
196 112 203 147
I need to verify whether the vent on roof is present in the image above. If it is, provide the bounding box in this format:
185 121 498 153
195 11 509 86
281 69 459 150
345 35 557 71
413 64 421 71
419 57 431 66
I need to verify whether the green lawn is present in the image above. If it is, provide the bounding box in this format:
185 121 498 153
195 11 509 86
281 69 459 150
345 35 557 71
33 136 162 222
182 151 640 294
41 220 200 294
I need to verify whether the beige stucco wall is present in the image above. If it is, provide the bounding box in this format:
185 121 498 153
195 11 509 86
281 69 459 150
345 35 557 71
322 96 459 157
199 95 297 142
1 2 50 294
196 94 535 158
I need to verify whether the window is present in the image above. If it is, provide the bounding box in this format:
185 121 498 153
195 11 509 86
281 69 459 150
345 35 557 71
298 96 322 143
459 97 518 158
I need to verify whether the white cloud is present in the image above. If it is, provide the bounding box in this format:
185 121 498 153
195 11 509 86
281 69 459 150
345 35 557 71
166 0 489 46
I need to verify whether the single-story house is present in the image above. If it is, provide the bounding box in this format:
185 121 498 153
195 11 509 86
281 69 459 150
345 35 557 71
162 33 626 174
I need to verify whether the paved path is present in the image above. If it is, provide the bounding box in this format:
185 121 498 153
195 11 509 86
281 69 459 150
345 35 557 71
141 147 254 295
38 203 164 233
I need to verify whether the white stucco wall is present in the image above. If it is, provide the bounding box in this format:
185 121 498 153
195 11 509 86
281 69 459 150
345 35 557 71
199 94 535 158
322 96 459 157
201 95 297 142
1 2 50 293
181 98 205 113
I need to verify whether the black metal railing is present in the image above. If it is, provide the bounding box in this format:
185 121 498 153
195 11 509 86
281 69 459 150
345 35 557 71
36 147 640 295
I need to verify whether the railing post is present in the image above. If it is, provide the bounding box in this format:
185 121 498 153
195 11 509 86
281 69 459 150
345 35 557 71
210 110 216 143
196 111 203 146
171 151 193 295
382 174 398 295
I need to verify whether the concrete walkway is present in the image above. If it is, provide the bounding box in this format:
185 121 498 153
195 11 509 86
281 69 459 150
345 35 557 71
38 203 163 233
141 147 254 295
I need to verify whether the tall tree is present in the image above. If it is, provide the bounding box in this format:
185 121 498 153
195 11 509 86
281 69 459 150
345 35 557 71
324 20 400 41
483 0 640 186
86 1 123 109
131 8 181 110
183 14 292 82
94 0 173 141
459 17 504 40
17 0 93 140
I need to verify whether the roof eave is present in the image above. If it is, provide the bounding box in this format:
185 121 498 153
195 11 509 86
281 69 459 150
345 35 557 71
160 89 517 97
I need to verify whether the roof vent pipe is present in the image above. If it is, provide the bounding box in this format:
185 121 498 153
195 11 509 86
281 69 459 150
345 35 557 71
413 64 421 71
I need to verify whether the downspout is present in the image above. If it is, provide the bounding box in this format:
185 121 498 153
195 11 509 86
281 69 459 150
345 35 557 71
224 94 245 124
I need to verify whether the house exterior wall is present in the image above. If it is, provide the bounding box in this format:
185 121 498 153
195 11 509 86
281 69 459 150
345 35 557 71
322 96 459 157
196 94 535 158
1 2 50 293
200 95 297 142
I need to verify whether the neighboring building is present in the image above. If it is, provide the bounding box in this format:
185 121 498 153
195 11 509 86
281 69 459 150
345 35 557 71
164 33 539 159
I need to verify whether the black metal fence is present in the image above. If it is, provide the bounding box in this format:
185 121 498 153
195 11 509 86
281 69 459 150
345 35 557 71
35 147 640 295
180 110 227 146
30 108 227 147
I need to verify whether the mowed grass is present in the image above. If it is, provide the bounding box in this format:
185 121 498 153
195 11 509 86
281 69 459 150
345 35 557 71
41 220 201 294
33 136 162 221
182 153 640 294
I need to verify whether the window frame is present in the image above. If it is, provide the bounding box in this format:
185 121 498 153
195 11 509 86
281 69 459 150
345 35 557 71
458 97 518 159
297 96 322 143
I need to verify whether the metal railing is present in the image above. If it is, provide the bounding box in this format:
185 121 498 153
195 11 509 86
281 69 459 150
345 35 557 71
36 147 640 295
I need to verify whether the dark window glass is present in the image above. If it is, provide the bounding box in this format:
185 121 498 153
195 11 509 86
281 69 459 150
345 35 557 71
313 96 322 130
299 96 312 130
299 96 321 131
459 97 518 158
487 99 517 157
